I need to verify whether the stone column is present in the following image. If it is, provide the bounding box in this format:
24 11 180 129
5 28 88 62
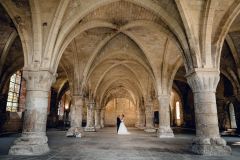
135 107 145 129
158 95 174 138
95 107 101 129
66 95 84 137
84 101 96 132
9 70 55 155
186 69 231 155
100 109 105 128
144 101 155 132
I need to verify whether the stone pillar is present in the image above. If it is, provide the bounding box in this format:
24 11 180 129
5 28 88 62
66 95 84 137
158 95 174 138
135 107 145 129
95 107 101 129
144 101 155 132
186 69 231 155
100 109 105 128
85 101 96 132
9 70 55 155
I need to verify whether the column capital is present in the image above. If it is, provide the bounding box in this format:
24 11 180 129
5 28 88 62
23 70 56 92
186 68 220 93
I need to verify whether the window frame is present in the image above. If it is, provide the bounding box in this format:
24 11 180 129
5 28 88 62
6 71 22 112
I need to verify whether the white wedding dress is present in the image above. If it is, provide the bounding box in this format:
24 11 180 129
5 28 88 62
118 119 129 135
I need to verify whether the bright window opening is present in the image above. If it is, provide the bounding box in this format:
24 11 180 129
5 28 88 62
229 103 237 129
176 101 180 120
6 71 22 112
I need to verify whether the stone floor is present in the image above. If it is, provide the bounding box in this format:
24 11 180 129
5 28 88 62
0 127 240 160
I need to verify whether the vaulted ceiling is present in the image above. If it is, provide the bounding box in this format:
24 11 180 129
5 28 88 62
58 1 183 107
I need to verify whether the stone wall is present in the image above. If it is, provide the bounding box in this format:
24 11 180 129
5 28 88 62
2 112 23 132
104 98 137 127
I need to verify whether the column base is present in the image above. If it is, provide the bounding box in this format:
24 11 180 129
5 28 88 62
144 127 156 132
9 132 49 155
95 125 101 129
192 137 231 155
66 127 84 138
158 126 174 138
135 124 145 129
84 126 96 132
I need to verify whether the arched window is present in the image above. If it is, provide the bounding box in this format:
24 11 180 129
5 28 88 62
6 71 22 112
229 103 237 129
176 101 180 120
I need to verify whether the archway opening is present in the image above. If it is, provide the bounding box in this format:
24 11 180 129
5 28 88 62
170 89 183 127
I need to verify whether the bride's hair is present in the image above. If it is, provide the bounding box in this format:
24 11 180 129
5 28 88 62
122 114 124 117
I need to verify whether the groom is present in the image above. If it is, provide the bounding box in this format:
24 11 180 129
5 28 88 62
116 115 121 133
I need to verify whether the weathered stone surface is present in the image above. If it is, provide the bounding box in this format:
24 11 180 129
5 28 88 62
85 101 96 132
187 69 231 155
191 137 231 156
8 70 55 155
2 0 240 157
100 109 105 128
158 126 174 138
67 95 84 137
95 108 101 129
135 107 145 129
158 95 174 138
144 100 155 133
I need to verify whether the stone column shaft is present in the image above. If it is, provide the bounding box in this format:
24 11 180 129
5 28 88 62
187 69 231 155
158 95 174 138
95 108 101 129
144 102 155 132
100 109 105 128
9 70 55 155
85 102 96 132
66 95 84 137
135 107 145 129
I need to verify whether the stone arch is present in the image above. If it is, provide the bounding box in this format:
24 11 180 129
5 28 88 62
225 35 240 67
0 2 29 66
220 71 239 96
52 0 191 73
53 19 185 74
92 63 145 97
99 78 142 108
213 1 240 68
0 30 18 75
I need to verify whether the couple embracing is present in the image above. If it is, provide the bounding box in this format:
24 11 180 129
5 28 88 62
116 114 129 134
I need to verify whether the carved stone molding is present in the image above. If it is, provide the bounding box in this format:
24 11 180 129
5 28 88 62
186 68 220 93
23 70 56 91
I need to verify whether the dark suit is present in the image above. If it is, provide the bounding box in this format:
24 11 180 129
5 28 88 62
117 117 121 132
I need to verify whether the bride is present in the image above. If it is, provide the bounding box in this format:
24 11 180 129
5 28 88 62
118 114 130 135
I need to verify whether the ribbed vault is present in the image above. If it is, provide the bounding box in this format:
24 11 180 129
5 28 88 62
58 0 183 110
